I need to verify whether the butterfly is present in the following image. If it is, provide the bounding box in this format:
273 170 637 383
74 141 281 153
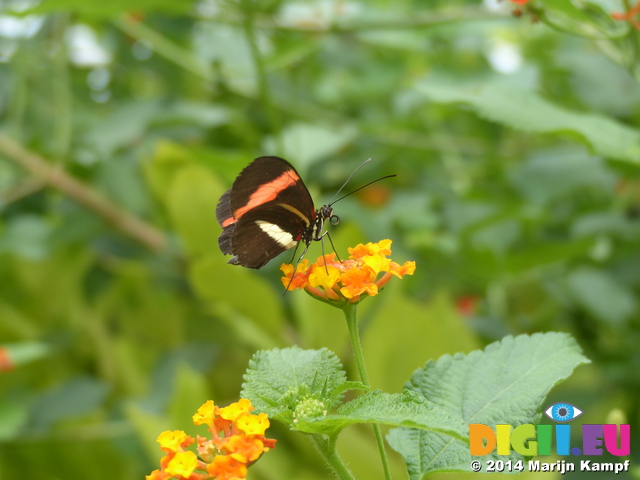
216 156 393 269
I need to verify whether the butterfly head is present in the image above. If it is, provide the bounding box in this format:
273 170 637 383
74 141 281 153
306 205 338 244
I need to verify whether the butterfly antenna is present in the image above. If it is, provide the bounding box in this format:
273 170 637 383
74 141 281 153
327 158 373 205
329 174 396 206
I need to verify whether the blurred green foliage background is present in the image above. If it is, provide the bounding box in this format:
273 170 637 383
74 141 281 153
1 0 639 478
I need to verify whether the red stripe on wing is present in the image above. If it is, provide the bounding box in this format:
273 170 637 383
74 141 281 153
232 170 301 221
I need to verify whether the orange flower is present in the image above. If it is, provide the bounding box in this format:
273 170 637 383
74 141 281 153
0 347 13 372
225 435 268 463
207 455 248 480
612 1 640 30
280 240 415 305
510 0 530 4
456 295 480 317
148 399 276 480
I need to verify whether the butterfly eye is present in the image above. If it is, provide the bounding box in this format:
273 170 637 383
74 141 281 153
544 403 583 422
330 215 340 226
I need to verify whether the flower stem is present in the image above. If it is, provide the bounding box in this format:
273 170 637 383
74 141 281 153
312 435 356 480
343 304 392 480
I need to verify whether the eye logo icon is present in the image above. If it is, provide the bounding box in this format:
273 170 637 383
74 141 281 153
544 402 583 422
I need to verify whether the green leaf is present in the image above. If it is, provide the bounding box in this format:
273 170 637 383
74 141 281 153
241 347 349 421
167 165 225 258
539 0 628 38
510 147 616 204
22 0 194 18
30 376 111 428
0 398 28 440
387 333 589 478
294 390 467 440
168 362 211 441
415 79 640 163
565 267 638 324
0 215 51 260
2 342 51 367
189 252 285 347
262 122 358 172
363 290 479 394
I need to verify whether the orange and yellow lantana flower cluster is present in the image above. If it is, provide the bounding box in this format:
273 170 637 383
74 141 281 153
147 399 276 480
281 239 415 304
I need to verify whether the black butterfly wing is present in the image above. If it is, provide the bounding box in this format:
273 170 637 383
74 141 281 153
226 202 310 268
216 156 316 268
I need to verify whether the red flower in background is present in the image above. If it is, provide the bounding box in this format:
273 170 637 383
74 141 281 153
611 1 640 30
0 348 13 372
456 295 480 317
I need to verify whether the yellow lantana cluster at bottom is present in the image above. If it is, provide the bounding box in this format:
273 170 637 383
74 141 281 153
147 399 276 480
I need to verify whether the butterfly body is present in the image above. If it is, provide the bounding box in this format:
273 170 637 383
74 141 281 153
216 156 336 269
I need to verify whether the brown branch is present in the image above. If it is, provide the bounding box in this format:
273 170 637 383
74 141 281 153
0 133 168 252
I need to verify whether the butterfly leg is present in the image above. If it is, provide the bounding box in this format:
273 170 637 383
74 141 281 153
283 241 312 295
324 231 342 263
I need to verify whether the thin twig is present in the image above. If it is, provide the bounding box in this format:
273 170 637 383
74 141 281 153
205 8 508 33
0 133 167 252
1 176 46 204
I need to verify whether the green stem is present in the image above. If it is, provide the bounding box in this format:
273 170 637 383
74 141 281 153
343 303 392 480
241 0 282 151
622 0 640 70
205 8 508 33
51 14 72 161
114 15 214 81
312 435 357 480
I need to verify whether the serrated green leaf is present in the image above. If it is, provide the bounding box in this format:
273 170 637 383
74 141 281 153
294 390 467 440
387 333 589 479
241 347 348 420
415 79 640 163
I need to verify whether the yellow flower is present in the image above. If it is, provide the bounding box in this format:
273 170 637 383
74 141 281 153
236 412 270 436
165 451 198 478
280 239 415 304
157 430 191 453
219 398 254 421
148 399 276 480
193 400 218 426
